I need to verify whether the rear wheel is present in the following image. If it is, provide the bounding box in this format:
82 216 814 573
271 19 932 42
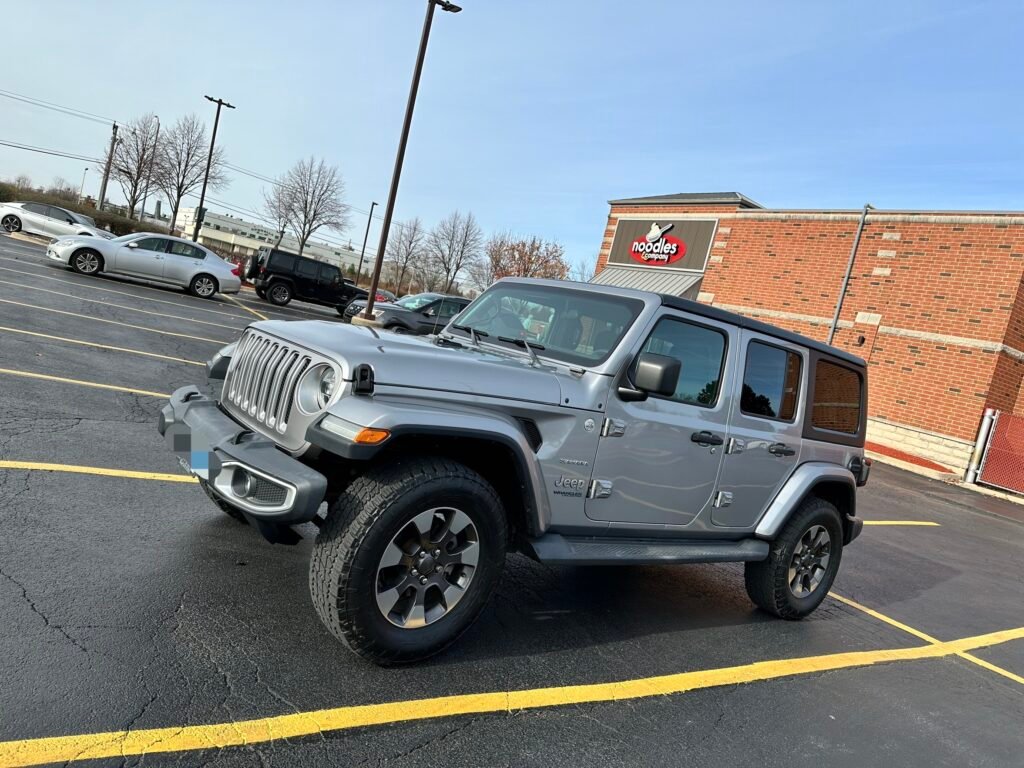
70 249 103 275
1 214 21 233
268 281 293 305
387 324 410 335
744 496 843 619
309 457 507 664
189 273 218 298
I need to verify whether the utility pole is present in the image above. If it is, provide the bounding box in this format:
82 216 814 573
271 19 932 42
78 167 89 203
355 201 378 286
97 122 118 212
362 0 462 319
827 203 875 345
193 95 235 242
138 116 160 225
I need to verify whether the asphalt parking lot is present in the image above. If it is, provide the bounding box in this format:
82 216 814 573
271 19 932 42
0 232 1021 768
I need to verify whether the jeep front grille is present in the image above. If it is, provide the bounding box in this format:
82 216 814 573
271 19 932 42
224 330 312 434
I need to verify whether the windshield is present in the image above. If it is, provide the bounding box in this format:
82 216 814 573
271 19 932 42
396 293 440 310
452 283 643 366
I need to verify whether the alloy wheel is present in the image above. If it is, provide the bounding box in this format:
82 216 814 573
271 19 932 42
194 276 216 297
271 285 289 302
788 524 831 598
375 507 480 629
1 215 20 233
74 252 100 274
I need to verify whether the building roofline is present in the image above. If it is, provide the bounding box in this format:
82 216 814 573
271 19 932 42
608 192 765 209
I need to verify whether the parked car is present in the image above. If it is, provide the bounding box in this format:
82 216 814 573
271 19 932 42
342 292 470 334
247 246 367 314
0 201 113 240
47 232 241 297
159 277 869 664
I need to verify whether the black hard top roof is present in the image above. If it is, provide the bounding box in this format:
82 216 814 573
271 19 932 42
658 294 866 367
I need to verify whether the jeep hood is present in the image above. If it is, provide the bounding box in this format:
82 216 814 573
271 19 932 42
250 320 562 405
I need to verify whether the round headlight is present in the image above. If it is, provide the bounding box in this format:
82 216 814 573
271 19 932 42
296 364 338 414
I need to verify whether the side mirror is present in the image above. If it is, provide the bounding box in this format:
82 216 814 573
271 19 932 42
66 218 75 225
127 241 139 249
634 352 681 396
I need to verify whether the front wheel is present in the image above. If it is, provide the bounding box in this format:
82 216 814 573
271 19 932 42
744 496 843 619
1 214 21 233
70 249 103 275
310 457 507 664
189 274 218 298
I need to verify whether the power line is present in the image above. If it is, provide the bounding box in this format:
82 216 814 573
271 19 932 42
0 139 101 164
0 88 115 126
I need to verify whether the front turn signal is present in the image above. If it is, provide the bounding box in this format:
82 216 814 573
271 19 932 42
353 428 390 445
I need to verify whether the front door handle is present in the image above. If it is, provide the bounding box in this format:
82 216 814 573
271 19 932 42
768 442 796 457
691 430 724 446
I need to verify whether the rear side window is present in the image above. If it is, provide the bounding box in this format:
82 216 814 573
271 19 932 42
296 259 318 278
812 361 863 434
741 341 801 421
634 317 727 406
269 252 296 271
168 241 205 259
319 264 341 282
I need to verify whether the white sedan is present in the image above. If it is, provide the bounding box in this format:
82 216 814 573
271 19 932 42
47 232 242 298
0 201 113 239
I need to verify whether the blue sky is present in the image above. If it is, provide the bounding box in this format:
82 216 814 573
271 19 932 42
2 0 1021 267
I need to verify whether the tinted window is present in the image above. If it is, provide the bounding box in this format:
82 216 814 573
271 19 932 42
296 259 318 278
47 206 72 222
23 203 47 215
741 342 801 421
168 241 205 259
436 299 465 318
269 252 296 271
812 361 862 434
634 317 727 406
134 237 167 252
319 264 341 283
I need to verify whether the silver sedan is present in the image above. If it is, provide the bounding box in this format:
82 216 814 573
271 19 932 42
0 201 113 240
47 232 242 298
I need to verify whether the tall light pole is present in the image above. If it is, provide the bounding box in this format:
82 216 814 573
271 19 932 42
355 201 378 286
138 116 160 225
97 122 118 212
827 203 875 345
78 167 89 203
193 95 235 242
362 0 461 318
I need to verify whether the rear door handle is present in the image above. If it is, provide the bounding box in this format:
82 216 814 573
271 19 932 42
691 430 724 446
768 442 796 457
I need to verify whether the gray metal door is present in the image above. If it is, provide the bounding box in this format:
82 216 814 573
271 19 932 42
712 330 805 528
163 240 206 286
114 237 168 277
585 311 734 527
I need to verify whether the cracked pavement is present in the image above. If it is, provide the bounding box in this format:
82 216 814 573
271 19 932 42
0 235 1022 767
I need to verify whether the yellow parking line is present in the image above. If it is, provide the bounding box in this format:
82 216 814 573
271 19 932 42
0 279 245 330
0 368 170 398
0 626 1020 767
0 263 251 321
0 326 204 366
831 593 1023 685
222 291 268 321
0 461 197 483
0 298 228 344
862 520 941 526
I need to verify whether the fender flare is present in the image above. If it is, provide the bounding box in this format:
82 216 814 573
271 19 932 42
305 398 552 534
754 462 857 540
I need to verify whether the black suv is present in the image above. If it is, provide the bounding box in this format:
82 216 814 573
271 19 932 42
343 292 470 334
248 247 367 314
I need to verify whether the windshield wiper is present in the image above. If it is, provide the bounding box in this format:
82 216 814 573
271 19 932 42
498 336 545 366
451 323 489 346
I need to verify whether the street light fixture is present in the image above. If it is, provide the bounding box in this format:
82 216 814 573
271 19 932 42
355 201 378 286
78 166 89 203
361 0 460 319
827 202 875 345
193 95 235 242
138 115 160 224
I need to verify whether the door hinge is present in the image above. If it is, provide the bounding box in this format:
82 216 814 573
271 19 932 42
726 438 745 454
588 479 614 499
713 491 733 508
601 418 626 437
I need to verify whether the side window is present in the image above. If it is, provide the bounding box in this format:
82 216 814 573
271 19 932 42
296 259 319 278
47 206 71 222
741 341 802 421
23 203 48 215
634 317 727 406
168 241 205 259
319 264 341 283
134 237 167 252
270 253 296 271
436 299 464 318
812 361 862 434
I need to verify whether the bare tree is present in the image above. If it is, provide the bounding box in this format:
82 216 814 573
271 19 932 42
474 231 568 290
260 185 291 249
154 114 226 234
110 114 161 220
269 157 349 256
14 174 32 191
569 257 595 282
384 217 425 294
427 211 483 293
46 176 78 202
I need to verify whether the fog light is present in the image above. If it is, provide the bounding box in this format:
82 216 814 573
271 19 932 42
231 468 256 498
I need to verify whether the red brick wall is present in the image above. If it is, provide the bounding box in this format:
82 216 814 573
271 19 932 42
596 206 1024 442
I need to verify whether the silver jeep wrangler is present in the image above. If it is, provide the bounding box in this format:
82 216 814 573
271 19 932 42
158 278 869 664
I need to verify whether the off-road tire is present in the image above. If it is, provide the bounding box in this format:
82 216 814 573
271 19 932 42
309 457 507 665
267 281 293 306
198 478 248 524
70 248 103 275
744 496 843 619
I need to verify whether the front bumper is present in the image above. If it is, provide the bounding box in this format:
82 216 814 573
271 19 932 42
47 247 68 264
157 385 327 524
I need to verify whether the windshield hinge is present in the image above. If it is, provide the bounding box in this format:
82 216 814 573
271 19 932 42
588 479 614 499
601 418 627 437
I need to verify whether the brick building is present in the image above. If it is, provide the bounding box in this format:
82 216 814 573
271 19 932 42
592 192 1024 474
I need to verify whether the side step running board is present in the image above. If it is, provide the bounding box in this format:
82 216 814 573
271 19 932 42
527 534 769 566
